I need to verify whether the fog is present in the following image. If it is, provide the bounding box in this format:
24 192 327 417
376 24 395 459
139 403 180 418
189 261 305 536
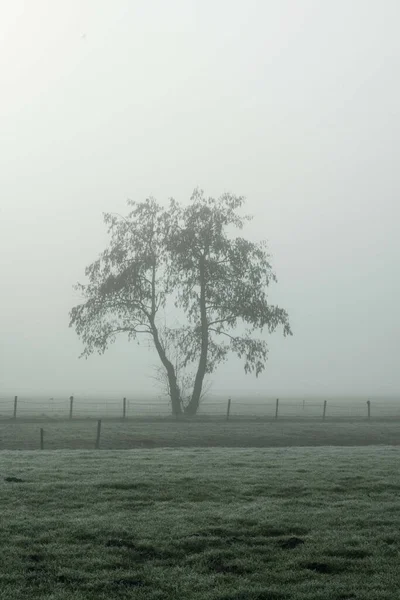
0 0 399 399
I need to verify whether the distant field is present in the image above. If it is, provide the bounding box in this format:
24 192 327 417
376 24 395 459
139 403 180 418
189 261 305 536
1 419 400 450
1 447 399 599
0 394 399 420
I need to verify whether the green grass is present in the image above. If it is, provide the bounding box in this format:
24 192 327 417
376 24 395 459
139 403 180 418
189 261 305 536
1 418 400 450
1 447 400 599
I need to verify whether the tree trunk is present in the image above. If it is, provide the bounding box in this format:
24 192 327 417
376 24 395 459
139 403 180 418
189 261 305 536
167 369 182 417
150 318 182 417
185 256 208 416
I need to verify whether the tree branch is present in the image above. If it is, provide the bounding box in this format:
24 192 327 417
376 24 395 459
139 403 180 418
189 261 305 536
208 327 236 341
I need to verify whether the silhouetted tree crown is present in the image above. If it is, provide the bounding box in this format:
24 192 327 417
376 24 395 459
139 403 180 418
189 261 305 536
70 189 292 415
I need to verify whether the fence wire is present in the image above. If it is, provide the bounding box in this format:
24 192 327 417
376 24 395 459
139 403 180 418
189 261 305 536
0 396 399 420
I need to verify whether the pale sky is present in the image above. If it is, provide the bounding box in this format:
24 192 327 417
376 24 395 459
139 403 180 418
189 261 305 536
0 0 399 398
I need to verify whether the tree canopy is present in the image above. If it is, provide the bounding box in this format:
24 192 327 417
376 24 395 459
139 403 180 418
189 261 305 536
69 189 292 415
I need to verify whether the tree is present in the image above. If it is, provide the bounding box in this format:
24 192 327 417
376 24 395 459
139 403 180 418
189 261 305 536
69 189 292 416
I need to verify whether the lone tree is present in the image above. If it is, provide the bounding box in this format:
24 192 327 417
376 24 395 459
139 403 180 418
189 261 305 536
69 189 292 416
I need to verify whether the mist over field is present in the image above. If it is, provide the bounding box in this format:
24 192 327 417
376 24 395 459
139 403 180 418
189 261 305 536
0 0 399 400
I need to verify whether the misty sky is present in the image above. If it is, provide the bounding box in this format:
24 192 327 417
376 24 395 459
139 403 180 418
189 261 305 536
0 0 399 398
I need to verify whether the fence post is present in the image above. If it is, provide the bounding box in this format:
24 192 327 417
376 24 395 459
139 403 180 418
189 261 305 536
95 419 102 449
322 400 327 421
123 397 127 419
367 400 371 420
13 396 17 419
226 398 231 421
275 398 279 419
69 396 74 420
40 428 44 450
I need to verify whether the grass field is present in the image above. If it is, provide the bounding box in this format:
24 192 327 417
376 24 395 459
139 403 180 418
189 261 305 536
1 419 400 450
1 447 400 599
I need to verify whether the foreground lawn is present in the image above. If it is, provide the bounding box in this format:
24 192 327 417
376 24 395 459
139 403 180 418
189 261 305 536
1 447 400 599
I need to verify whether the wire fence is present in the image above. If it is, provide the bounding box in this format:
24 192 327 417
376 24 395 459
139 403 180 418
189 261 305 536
0 395 399 420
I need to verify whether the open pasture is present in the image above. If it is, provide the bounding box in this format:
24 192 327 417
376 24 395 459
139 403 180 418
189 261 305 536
1 419 400 450
1 447 400 599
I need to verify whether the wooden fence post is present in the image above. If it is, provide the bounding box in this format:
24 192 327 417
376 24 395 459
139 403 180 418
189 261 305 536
367 400 371 420
13 396 17 419
226 398 231 421
322 400 327 421
95 420 102 449
123 397 127 419
69 396 74 420
275 398 279 419
40 428 44 450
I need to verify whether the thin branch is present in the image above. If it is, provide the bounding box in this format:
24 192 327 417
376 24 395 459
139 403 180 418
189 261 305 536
98 326 154 340
208 327 236 341
207 315 240 327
